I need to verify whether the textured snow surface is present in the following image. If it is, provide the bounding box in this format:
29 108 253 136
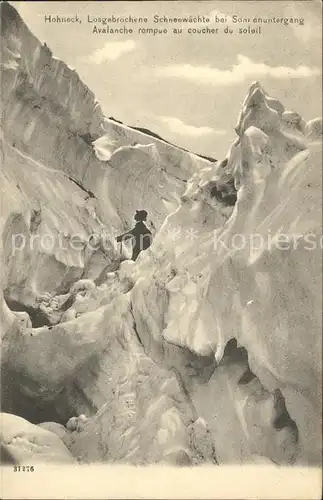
0 413 75 464
0 2 321 467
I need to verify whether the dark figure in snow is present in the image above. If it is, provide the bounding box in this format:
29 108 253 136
116 210 152 261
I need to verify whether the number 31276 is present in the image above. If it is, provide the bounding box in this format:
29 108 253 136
13 466 35 472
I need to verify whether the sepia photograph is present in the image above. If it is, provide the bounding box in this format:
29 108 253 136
0 0 322 498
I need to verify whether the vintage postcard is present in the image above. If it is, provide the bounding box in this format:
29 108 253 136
0 0 322 498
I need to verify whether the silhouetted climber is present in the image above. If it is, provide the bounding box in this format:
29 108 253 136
42 42 52 59
116 210 152 261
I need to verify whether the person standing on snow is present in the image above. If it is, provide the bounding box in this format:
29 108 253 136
116 210 152 261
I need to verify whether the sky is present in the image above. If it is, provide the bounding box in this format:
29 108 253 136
12 0 322 159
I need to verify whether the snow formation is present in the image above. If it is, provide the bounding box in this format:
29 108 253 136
0 2 321 466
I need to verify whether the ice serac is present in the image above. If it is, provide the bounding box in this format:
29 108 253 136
0 1 208 323
131 81 322 465
1 3 321 466
1 1 209 233
1 2 215 465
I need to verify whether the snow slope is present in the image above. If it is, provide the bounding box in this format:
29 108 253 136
1 2 321 466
